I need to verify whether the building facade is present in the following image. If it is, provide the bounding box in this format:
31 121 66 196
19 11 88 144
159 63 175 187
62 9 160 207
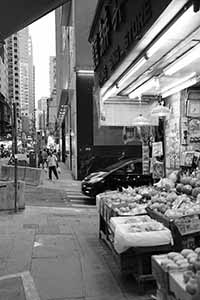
47 56 57 136
0 41 11 138
89 0 200 177
18 27 35 138
7 33 21 133
49 56 56 93
55 0 98 179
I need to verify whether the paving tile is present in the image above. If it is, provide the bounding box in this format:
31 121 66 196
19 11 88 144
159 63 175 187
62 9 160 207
36 224 60 234
31 257 84 300
23 223 39 229
33 234 78 258
58 224 73 234
84 271 123 298
0 276 26 300
0 236 14 258
85 296 127 300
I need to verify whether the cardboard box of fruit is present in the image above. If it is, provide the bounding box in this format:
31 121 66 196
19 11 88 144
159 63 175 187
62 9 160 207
152 248 200 300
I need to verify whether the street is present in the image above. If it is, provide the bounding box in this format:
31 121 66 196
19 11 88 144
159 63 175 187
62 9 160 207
0 161 154 300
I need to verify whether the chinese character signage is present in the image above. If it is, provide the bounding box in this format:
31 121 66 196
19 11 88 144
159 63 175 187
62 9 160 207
89 0 171 87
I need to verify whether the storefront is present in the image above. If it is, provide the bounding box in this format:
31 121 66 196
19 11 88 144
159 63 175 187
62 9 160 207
89 0 200 178
89 1 200 298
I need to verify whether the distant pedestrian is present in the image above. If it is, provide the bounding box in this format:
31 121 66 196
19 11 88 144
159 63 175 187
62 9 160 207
38 150 43 168
47 151 59 180
42 148 48 168
57 149 61 162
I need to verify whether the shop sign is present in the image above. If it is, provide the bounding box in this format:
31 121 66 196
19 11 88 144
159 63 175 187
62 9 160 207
152 141 163 157
142 145 150 175
90 0 171 87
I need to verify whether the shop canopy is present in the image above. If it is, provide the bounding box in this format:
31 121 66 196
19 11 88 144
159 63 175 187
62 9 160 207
0 0 70 41
89 0 200 105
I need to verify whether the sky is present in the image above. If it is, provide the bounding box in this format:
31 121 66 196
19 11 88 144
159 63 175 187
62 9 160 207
29 11 56 103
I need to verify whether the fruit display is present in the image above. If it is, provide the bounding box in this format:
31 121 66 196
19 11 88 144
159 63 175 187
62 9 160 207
114 219 172 253
152 248 200 299
110 215 152 232
148 191 200 218
127 221 166 233
176 171 200 198
97 186 157 216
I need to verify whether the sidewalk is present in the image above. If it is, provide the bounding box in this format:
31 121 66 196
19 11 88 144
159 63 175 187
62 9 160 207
0 162 153 300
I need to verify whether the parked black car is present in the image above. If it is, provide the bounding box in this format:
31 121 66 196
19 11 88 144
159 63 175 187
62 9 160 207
81 158 153 197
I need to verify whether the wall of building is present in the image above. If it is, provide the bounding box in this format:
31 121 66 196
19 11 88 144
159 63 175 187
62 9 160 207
74 0 98 69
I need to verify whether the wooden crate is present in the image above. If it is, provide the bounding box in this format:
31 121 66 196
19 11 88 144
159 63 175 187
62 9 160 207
152 255 170 291
169 272 200 300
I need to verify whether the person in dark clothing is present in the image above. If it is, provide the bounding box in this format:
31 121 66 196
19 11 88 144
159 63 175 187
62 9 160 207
38 150 43 168
47 151 59 180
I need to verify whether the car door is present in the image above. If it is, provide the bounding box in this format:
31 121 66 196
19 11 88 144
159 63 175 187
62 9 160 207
124 162 136 186
108 166 126 189
124 161 143 187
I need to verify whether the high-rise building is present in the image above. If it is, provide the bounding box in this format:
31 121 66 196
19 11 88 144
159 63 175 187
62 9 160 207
0 40 11 138
37 96 48 132
6 28 35 138
48 56 57 135
7 33 21 131
0 41 8 100
18 27 35 118
49 56 56 93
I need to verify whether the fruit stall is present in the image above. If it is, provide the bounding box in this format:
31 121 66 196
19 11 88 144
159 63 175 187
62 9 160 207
96 170 200 291
96 187 174 289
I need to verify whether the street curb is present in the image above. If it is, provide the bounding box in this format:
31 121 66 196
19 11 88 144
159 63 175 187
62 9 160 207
0 271 40 300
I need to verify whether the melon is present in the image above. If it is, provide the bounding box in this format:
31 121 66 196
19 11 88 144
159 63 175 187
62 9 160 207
197 194 200 202
181 176 192 185
176 183 184 193
195 180 200 187
192 187 200 198
190 178 198 187
182 184 192 195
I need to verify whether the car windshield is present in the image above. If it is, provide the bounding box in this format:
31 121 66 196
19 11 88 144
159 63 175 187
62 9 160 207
104 158 141 172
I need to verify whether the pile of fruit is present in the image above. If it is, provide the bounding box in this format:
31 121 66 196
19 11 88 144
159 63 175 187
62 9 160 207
98 186 157 215
148 190 200 218
176 172 200 198
161 249 200 271
127 221 166 233
159 248 200 296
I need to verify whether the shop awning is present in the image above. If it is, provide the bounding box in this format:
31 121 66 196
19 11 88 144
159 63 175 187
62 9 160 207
100 100 159 127
90 0 200 109
0 0 70 40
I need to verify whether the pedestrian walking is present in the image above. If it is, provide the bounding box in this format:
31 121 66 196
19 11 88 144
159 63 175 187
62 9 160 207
42 148 48 168
47 151 59 180
38 150 43 168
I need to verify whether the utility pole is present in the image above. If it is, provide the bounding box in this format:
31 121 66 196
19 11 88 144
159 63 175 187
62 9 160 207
13 102 18 212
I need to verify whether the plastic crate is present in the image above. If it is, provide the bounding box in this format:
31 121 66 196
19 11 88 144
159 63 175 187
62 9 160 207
146 208 200 251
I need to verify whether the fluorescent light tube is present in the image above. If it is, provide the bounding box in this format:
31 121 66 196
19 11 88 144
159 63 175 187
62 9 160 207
118 57 147 87
129 78 157 99
162 76 198 98
147 6 194 58
161 72 196 93
122 77 150 95
102 85 118 102
77 70 94 75
163 43 200 75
